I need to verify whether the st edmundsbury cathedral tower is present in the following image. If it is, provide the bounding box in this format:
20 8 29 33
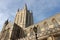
0 4 60 40
14 4 34 28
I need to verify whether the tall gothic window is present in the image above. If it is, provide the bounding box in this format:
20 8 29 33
43 21 48 30
37 25 40 33
52 18 58 27
30 28 34 36
26 13 28 27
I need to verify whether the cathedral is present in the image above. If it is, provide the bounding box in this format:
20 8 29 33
0 4 60 40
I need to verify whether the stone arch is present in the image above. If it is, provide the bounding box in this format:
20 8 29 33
52 18 58 27
37 25 41 33
43 21 48 27
43 21 49 30
30 28 35 36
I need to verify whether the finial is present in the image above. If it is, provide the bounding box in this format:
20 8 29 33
17 8 19 12
4 19 9 25
24 3 27 10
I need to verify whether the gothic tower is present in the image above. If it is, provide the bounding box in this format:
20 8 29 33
14 4 34 28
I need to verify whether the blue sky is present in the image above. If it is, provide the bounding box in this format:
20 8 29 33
0 0 60 31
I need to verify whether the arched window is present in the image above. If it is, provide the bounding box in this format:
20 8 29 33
52 18 58 27
30 28 34 36
43 21 48 30
37 25 40 33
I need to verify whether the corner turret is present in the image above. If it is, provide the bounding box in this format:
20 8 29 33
4 19 9 26
24 4 27 10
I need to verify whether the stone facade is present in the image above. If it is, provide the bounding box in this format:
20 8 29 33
0 4 60 40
